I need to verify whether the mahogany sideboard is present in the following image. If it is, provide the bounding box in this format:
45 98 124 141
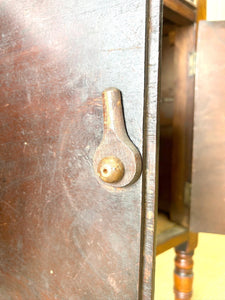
0 0 224 299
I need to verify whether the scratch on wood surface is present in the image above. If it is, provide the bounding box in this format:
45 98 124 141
102 46 142 52
1 200 18 214
143 254 152 282
107 274 120 293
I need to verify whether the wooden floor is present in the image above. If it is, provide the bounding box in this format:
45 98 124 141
155 232 225 299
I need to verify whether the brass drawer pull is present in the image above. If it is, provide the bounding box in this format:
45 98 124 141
93 87 142 187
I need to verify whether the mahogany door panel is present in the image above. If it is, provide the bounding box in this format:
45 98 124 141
190 21 225 234
0 0 162 299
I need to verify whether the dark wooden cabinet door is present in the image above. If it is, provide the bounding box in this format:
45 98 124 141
190 21 225 235
0 1 161 299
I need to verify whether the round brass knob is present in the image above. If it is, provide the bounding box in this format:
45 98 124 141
97 156 125 183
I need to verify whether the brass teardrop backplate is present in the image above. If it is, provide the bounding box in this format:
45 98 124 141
93 87 142 188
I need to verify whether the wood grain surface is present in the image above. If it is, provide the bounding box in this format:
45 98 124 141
163 0 196 25
0 0 159 298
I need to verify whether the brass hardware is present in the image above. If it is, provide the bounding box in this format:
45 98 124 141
93 87 142 187
97 156 124 183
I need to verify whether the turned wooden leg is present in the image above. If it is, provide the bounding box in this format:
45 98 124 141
174 233 198 300
174 248 194 300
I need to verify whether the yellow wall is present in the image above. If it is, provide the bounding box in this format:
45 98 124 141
207 0 225 20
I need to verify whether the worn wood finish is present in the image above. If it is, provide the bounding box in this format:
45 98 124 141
139 0 162 299
163 0 196 25
170 25 196 227
190 21 225 234
0 0 160 298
